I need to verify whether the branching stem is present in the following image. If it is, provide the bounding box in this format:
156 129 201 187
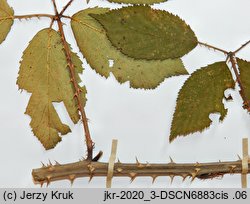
198 40 250 111
4 0 250 186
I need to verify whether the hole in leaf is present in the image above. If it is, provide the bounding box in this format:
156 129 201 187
108 59 114 68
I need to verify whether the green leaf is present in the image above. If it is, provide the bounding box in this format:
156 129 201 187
107 0 167 4
0 0 14 44
17 28 86 150
237 59 250 100
170 62 235 142
71 8 188 89
90 6 197 60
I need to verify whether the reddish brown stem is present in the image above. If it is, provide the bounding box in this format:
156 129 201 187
51 0 94 160
51 0 59 15
228 53 249 110
198 41 250 111
198 41 229 55
59 0 75 16
234 39 250 54
57 20 93 160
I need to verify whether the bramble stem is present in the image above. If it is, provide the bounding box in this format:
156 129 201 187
59 0 75 16
56 19 94 160
228 53 250 111
51 0 59 16
0 14 53 20
0 14 73 21
234 39 250 54
198 40 250 111
32 159 250 186
14 14 54 19
198 41 229 55
61 15 73 20
51 0 95 160
6 1 250 186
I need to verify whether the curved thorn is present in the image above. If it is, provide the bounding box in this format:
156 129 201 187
170 175 174 184
46 176 51 187
41 162 46 168
191 173 196 182
69 174 76 186
129 173 137 183
182 174 188 182
48 159 52 166
135 157 140 164
40 181 44 188
54 160 60 166
151 175 157 184
169 156 175 164
88 174 94 183
136 157 144 168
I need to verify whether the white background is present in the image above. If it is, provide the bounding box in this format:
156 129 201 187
0 0 250 188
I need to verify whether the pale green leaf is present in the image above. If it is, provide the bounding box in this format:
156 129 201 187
90 6 197 60
17 28 86 150
107 0 167 4
170 62 235 142
71 8 188 89
0 0 14 44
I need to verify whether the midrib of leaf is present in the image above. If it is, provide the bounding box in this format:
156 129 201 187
71 17 103 33
72 13 163 39
17 28 86 149
90 6 197 60
71 8 188 89
0 16 12 21
46 31 52 138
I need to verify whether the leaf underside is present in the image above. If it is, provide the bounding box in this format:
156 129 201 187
71 8 188 89
170 62 235 142
90 6 197 60
17 28 86 150
237 59 250 100
0 0 14 44
108 0 167 4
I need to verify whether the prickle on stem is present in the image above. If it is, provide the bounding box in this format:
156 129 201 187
69 174 76 185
